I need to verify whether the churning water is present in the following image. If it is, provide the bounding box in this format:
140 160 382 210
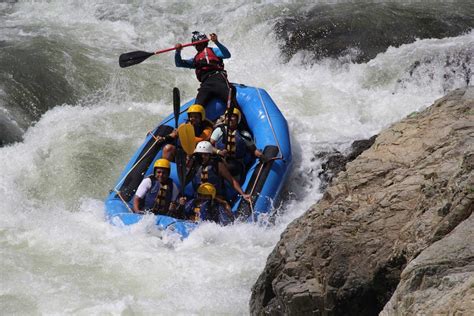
1 1 472 314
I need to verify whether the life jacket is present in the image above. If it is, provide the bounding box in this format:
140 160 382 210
192 159 224 196
185 199 222 223
143 177 174 215
193 47 225 82
192 119 214 141
215 126 249 160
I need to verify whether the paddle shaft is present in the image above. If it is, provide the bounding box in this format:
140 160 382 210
119 38 210 68
173 88 187 196
155 38 209 56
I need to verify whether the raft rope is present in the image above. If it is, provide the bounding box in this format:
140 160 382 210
112 107 191 212
113 90 283 214
112 107 187 194
115 189 134 213
113 135 162 193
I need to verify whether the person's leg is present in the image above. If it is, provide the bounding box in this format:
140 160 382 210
196 74 238 109
195 80 214 106
214 73 239 109
225 159 245 184
162 144 176 161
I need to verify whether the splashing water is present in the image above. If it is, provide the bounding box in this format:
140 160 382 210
0 1 472 314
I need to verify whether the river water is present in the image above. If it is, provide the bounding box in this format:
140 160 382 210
1 1 472 314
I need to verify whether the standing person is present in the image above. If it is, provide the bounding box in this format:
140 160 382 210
133 159 181 216
175 32 238 110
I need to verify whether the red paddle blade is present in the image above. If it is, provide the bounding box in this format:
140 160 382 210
119 50 154 68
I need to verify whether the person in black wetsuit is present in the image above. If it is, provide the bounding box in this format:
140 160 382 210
174 32 238 111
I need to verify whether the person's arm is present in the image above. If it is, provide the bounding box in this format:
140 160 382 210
133 196 143 213
195 125 213 142
133 178 152 213
240 130 262 158
210 33 230 59
215 197 234 221
175 50 195 68
210 127 226 158
209 126 224 154
168 183 183 217
218 162 251 202
213 42 231 59
210 127 222 145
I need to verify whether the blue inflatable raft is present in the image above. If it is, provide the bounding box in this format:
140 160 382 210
105 84 292 238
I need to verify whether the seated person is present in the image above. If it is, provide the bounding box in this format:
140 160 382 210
181 182 234 224
189 140 251 203
210 108 263 180
133 158 180 216
163 104 214 161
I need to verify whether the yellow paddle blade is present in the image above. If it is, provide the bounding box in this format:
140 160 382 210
178 123 196 155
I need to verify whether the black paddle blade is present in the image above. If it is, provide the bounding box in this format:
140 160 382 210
119 51 154 68
173 87 180 128
176 147 187 194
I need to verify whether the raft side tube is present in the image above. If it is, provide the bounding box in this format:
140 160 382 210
237 145 279 218
114 125 174 201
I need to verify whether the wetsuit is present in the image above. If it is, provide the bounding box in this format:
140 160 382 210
175 42 238 109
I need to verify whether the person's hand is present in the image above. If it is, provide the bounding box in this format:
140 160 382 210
169 129 178 139
175 43 183 51
209 33 218 43
241 193 252 203
217 149 228 157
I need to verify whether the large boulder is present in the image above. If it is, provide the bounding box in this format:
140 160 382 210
381 213 474 315
250 87 473 315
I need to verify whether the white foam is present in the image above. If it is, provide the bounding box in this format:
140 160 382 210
0 1 472 314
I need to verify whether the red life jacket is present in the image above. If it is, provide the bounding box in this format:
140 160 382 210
193 47 224 82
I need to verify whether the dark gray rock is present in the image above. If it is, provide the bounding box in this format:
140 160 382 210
250 87 474 315
275 2 474 63
318 135 377 190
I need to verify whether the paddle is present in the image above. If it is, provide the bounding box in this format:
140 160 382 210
173 87 180 129
119 38 209 68
178 123 196 155
173 88 187 195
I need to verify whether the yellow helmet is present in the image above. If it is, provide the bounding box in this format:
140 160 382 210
225 107 241 123
197 182 216 199
187 104 205 120
154 158 170 169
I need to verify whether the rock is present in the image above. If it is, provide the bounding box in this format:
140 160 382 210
250 87 474 315
380 213 474 315
318 135 377 190
274 2 474 64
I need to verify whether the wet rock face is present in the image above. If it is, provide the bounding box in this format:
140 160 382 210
275 2 474 63
381 213 474 315
250 87 474 315
317 135 377 190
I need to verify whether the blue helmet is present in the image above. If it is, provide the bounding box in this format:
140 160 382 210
192 31 207 42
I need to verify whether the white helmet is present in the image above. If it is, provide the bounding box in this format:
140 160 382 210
194 141 213 154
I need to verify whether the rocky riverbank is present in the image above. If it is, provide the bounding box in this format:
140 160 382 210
250 87 474 315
